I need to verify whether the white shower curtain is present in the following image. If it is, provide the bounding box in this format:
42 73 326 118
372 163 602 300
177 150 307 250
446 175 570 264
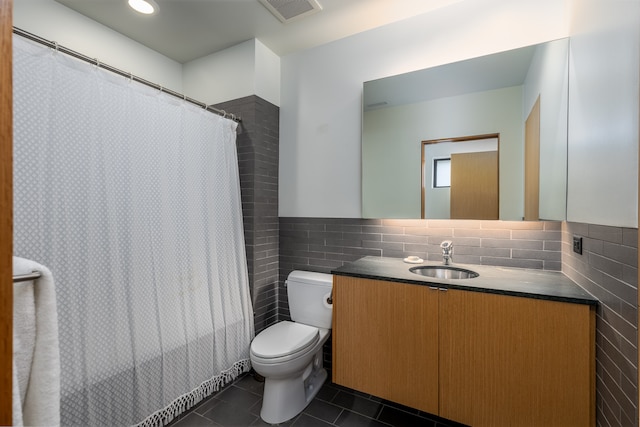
12 35 254 427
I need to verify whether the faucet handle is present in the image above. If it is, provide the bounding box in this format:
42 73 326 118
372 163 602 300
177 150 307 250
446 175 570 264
441 240 453 265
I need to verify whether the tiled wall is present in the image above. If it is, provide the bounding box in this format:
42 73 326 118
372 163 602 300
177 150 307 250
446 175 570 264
215 96 280 334
279 217 563 291
562 222 638 427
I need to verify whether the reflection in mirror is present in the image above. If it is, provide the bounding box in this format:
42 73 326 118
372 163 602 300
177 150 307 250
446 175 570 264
362 38 569 220
421 134 498 220
525 97 541 220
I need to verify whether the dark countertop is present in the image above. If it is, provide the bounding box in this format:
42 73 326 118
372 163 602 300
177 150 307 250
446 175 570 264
332 256 598 306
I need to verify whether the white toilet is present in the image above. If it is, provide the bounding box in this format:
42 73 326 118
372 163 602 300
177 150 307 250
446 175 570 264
250 270 333 424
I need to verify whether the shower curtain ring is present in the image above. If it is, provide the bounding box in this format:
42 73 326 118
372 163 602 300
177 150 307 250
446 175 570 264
53 41 59 53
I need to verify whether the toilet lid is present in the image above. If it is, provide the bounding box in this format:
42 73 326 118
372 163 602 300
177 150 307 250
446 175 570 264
251 321 319 359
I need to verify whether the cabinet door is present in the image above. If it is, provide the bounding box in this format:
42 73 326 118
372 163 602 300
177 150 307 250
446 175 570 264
439 289 595 427
332 276 439 414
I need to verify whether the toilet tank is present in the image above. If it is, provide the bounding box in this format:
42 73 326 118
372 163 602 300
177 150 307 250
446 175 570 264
286 270 333 329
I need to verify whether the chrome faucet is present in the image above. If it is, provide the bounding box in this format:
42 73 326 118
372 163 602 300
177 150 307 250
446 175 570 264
440 240 453 265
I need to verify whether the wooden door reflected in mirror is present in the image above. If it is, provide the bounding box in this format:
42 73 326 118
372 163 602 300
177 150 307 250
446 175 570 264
421 134 499 220
451 151 498 219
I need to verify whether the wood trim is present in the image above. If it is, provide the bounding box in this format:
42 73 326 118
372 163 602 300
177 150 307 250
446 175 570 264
0 0 12 424
421 133 500 145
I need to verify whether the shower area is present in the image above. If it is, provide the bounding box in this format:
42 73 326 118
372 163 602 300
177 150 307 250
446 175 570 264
12 31 258 426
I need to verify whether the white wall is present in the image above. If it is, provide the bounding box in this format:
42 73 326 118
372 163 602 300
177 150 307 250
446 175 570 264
567 0 639 227
14 0 183 92
183 39 280 107
279 0 570 218
254 39 281 107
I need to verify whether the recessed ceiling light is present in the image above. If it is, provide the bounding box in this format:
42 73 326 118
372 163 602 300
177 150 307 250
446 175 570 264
128 0 158 15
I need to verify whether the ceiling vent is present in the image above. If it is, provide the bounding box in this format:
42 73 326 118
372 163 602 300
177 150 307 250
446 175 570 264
258 0 322 23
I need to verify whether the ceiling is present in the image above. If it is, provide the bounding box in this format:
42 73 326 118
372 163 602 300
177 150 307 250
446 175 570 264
53 0 462 63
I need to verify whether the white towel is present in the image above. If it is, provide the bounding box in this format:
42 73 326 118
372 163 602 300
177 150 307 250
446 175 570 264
12 257 60 427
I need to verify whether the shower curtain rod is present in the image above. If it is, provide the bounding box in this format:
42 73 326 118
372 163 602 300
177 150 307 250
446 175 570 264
13 27 241 123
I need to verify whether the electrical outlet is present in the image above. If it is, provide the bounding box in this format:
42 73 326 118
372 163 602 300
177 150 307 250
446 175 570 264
573 236 583 255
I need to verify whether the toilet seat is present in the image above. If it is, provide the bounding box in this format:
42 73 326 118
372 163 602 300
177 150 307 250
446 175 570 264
251 321 319 363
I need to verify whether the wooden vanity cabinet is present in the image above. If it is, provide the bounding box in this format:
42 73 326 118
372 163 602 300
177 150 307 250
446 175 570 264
439 288 595 427
331 276 439 414
332 276 596 427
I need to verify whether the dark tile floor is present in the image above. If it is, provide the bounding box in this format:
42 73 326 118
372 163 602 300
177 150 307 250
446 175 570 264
168 372 467 427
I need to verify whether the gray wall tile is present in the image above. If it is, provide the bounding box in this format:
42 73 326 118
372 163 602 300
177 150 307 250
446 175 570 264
216 96 280 334
562 222 638 427
279 218 564 281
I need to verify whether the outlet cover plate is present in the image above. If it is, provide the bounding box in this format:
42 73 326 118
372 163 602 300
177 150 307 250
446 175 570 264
573 236 583 255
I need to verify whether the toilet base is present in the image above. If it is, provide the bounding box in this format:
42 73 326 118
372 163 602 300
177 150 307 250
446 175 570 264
259 350 327 424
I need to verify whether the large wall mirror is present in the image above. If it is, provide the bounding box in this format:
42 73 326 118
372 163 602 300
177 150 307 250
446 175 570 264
362 38 569 220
